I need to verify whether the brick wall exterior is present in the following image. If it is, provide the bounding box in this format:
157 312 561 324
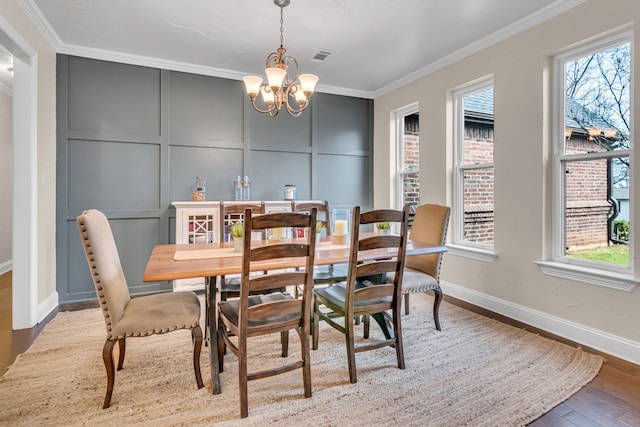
403 118 609 250
564 138 610 250
403 132 420 206
463 125 494 243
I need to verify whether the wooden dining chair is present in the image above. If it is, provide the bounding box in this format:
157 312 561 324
217 208 318 418
385 203 450 330
218 201 266 301
76 209 203 408
291 200 349 288
312 205 410 384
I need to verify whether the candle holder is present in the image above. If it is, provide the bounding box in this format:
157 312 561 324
331 208 351 245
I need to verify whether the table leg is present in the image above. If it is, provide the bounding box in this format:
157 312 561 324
206 275 221 394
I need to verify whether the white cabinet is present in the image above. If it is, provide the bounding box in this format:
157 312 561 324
171 200 320 291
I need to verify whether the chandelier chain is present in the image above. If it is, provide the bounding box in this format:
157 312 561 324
280 6 284 48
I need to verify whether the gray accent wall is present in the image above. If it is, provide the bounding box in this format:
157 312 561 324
56 55 373 302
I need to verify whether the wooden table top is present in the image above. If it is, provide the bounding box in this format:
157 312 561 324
143 233 447 283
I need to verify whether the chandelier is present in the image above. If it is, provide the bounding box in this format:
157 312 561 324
242 0 319 118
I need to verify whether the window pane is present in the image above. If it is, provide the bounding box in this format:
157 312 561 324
400 112 419 207
564 157 630 266
463 87 494 166
564 43 631 153
463 167 494 245
402 114 419 171
402 172 420 209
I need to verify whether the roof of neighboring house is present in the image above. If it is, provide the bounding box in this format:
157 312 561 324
464 90 618 136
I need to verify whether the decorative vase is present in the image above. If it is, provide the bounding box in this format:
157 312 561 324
377 228 391 236
233 237 243 252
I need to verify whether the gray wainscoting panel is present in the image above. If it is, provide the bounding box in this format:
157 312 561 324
57 54 372 302
250 151 312 200
169 71 244 142
67 139 161 210
317 153 370 207
247 106 312 150
67 57 161 136
169 145 244 202
317 93 371 152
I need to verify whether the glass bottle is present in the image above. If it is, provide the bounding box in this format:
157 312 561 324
234 176 243 200
243 176 251 200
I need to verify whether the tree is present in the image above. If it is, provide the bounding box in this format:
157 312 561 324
565 42 630 187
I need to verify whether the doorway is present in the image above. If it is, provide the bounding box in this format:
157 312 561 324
0 24 38 330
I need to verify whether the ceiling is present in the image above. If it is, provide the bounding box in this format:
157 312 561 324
8 0 583 98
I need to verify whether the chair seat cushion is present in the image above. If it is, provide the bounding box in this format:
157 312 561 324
219 292 299 328
387 268 438 293
110 291 201 339
315 281 392 309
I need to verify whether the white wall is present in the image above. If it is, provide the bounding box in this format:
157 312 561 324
374 0 640 364
0 90 11 270
0 1 56 317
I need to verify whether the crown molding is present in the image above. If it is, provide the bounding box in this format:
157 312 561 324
18 0 586 100
373 0 588 98
16 0 63 49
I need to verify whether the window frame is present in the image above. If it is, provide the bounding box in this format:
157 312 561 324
395 102 419 210
540 29 638 291
452 79 496 257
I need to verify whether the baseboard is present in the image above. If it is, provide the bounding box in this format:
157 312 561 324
0 260 12 275
441 280 640 366
37 291 58 324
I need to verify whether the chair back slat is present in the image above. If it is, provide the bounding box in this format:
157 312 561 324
292 201 332 235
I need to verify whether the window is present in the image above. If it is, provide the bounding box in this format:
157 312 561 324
453 82 495 250
553 33 632 274
396 104 420 212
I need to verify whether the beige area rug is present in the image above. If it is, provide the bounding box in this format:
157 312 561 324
0 293 603 426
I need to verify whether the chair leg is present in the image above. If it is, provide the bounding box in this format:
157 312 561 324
363 314 370 338
393 307 405 370
192 325 204 389
239 341 249 418
281 331 289 357
345 316 357 384
432 287 443 331
102 339 116 409
217 327 225 373
116 338 126 370
297 327 312 398
312 300 320 350
404 293 410 315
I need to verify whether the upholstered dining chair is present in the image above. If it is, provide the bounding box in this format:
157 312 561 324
312 205 409 384
218 201 266 301
385 203 450 330
76 209 203 409
217 208 318 418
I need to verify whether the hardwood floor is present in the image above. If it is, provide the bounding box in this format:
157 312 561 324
1 271 638 425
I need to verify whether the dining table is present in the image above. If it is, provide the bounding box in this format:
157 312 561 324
143 233 447 394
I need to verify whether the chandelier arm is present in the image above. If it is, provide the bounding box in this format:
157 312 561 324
249 98 276 115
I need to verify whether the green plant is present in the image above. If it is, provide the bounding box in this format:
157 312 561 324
613 219 629 241
230 222 244 238
376 221 391 230
315 220 326 233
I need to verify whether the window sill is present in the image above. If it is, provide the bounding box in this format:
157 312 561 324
446 244 497 262
535 261 638 292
